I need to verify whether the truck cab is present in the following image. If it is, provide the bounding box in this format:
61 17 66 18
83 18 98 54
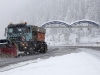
4 22 47 55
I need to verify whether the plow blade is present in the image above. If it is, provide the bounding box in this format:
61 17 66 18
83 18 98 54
0 47 17 58
0 46 17 58
0 51 13 58
0 39 17 58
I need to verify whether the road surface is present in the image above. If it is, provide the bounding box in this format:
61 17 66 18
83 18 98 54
0 46 100 69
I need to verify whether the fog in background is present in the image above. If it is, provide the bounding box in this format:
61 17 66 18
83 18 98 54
0 0 100 44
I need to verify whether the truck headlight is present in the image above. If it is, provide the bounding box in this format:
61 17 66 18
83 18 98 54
24 47 27 49
22 43 25 46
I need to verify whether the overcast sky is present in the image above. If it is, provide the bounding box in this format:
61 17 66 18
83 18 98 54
0 0 99 39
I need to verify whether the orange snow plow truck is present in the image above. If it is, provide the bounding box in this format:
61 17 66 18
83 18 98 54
0 22 48 58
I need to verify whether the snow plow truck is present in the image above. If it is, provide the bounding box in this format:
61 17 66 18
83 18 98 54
0 22 48 57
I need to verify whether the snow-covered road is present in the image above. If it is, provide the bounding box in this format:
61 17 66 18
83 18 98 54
0 48 100 75
0 46 79 68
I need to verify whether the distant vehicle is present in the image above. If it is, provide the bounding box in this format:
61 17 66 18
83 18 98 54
0 22 48 57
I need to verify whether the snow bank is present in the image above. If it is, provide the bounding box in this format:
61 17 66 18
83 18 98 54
0 51 100 75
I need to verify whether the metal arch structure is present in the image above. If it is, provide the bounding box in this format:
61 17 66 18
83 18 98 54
41 20 100 28
41 21 70 28
71 20 100 27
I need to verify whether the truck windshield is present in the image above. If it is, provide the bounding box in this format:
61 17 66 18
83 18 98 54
8 27 28 33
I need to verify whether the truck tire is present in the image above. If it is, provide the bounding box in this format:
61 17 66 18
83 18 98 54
39 43 48 53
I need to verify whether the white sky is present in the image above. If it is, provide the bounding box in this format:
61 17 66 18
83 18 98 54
0 0 30 39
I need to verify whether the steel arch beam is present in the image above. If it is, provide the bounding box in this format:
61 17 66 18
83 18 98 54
41 21 70 28
71 20 99 26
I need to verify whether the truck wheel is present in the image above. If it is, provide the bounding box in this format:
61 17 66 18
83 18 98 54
39 47 44 53
43 45 48 53
29 48 34 55
39 44 48 53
